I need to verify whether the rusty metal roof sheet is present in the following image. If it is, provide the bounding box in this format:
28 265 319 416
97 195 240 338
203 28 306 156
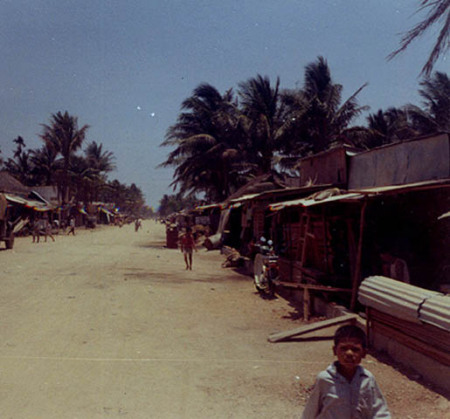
358 276 440 324
269 191 363 211
419 295 450 332
268 179 450 211
5 193 53 211
350 178 450 195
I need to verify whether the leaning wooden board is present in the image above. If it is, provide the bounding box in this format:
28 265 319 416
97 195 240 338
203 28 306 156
268 313 357 342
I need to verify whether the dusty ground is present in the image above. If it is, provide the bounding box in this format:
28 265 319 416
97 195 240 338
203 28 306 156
0 221 448 418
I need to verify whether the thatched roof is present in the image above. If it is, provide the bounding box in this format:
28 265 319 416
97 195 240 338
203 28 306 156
0 171 29 195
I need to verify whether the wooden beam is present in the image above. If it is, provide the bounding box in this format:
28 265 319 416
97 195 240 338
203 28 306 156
273 281 352 293
268 313 357 343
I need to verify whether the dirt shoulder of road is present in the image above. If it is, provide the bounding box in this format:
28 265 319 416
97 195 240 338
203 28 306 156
0 221 449 418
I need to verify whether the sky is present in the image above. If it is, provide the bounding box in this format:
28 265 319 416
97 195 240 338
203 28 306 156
0 0 448 208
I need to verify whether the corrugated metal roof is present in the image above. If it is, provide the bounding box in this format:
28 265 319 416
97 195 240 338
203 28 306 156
268 179 450 211
358 276 440 324
194 203 222 211
269 191 363 211
350 178 450 195
4 193 53 211
229 193 262 204
419 295 450 332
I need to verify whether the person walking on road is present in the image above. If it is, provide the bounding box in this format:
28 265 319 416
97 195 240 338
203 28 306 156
32 218 43 243
44 217 55 242
134 218 142 232
180 227 197 270
67 216 76 236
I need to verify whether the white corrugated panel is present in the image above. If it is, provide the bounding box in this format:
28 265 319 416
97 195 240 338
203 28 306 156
419 295 450 332
358 276 440 323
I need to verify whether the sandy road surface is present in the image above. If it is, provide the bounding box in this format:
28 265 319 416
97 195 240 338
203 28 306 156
1 221 448 418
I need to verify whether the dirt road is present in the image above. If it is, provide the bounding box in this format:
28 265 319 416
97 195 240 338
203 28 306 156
1 221 448 418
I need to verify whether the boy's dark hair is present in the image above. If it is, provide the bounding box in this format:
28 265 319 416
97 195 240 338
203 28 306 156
334 325 367 348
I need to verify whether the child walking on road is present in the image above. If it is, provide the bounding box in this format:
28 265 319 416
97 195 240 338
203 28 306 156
180 227 197 270
301 324 391 418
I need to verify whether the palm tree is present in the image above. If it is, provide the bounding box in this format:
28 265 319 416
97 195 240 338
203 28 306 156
161 83 245 202
4 136 34 185
40 111 90 203
407 71 450 133
4 150 33 186
29 143 60 186
69 154 96 203
238 75 282 174
84 141 116 201
100 180 144 215
362 108 417 148
85 141 116 174
282 57 368 154
388 0 450 76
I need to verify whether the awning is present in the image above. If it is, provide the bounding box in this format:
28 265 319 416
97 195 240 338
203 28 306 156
349 179 450 195
269 191 363 211
100 207 114 216
4 194 53 211
194 203 223 211
229 193 262 204
270 179 450 212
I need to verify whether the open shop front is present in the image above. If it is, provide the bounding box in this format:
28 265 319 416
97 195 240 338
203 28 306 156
268 180 450 317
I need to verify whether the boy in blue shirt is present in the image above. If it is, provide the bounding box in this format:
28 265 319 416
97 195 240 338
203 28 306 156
302 324 391 418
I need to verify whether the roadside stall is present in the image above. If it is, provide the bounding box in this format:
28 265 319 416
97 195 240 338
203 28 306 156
269 179 450 318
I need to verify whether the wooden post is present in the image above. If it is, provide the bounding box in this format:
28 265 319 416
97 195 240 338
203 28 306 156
303 287 310 321
351 200 367 310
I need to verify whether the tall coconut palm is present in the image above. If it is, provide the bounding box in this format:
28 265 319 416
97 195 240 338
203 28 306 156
40 111 90 203
161 83 245 202
282 57 368 154
69 154 95 203
4 136 34 185
29 143 60 186
84 141 116 201
238 75 282 174
407 71 450 133
4 150 33 186
389 0 450 76
362 107 418 148
85 141 116 174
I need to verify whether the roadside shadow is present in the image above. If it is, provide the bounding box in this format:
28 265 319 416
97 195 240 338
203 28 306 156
367 348 450 399
136 241 167 249
255 291 278 300
275 335 334 343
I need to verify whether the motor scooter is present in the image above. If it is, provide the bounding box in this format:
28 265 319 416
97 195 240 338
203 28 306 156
253 237 279 297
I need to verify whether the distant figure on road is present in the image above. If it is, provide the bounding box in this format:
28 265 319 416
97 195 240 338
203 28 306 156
32 218 43 243
134 218 142 232
67 217 76 236
44 218 55 242
180 227 197 270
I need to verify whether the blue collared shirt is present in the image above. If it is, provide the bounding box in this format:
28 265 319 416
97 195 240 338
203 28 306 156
301 362 391 419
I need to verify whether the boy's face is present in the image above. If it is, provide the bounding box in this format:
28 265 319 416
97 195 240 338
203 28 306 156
333 337 366 370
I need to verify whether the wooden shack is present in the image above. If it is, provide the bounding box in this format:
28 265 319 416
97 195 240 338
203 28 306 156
269 179 450 316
